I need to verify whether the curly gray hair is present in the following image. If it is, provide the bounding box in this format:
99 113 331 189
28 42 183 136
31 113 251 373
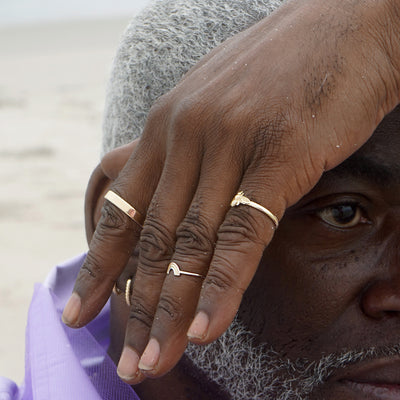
102 0 284 155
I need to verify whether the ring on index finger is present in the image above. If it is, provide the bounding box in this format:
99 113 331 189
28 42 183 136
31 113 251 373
104 190 145 227
231 191 279 229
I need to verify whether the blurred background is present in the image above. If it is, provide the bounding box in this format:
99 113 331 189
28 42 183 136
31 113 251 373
0 0 151 384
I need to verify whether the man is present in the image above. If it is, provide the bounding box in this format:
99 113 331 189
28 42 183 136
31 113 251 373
101 117 400 400
2 0 400 399
7 106 399 399
65 0 400 385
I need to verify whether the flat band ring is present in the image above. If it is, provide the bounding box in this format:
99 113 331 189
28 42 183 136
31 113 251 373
167 262 204 278
231 191 279 229
104 190 144 227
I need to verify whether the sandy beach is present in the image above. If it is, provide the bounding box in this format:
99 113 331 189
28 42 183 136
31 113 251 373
0 17 135 383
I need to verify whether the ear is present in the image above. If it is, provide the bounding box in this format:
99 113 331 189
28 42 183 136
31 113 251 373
84 140 139 245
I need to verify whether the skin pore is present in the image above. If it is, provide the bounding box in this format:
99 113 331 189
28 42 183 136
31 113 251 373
94 105 400 399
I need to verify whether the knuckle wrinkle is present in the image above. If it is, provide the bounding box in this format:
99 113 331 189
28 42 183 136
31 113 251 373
139 219 174 265
129 299 155 329
157 295 185 324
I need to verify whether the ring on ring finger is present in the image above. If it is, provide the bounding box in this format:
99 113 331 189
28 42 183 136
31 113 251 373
167 262 205 279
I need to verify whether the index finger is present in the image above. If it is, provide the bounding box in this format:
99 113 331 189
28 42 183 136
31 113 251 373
62 147 159 328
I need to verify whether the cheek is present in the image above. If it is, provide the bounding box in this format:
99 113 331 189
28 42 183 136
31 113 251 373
239 229 377 359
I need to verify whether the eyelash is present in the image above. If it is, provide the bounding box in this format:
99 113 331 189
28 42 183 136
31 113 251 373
315 202 370 229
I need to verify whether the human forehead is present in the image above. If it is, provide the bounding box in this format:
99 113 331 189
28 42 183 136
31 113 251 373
354 105 400 172
323 105 400 187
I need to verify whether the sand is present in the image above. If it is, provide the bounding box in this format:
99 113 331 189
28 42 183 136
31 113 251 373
0 17 133 383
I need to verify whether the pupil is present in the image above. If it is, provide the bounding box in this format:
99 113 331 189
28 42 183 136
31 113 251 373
332 205 355 224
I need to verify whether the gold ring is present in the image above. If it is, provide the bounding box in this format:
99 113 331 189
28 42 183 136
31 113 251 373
125 278 133 307
113 281 122 295
104 190 144 227
167 262 204 278
231 191 279 229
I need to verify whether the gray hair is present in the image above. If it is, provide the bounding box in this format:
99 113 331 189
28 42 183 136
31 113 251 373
102 0 284 155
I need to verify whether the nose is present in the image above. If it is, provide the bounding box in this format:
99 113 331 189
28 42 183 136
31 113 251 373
361 228 400 319
361 278 400 319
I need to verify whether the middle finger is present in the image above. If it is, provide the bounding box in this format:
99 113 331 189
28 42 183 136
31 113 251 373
132 154 242 379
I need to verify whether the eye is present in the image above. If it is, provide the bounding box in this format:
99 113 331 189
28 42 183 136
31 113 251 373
317 203 368 228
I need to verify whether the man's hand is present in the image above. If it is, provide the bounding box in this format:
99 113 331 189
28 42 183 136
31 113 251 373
63 0 400 382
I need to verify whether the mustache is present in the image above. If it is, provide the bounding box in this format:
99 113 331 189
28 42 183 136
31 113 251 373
186 317 400 400
294 344 400 394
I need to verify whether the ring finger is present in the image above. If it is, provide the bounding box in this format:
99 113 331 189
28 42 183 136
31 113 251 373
116 146 204 381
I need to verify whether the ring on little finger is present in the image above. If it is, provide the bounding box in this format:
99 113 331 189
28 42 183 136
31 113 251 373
125 278 133 307
113 281 123 295
113 279 133 307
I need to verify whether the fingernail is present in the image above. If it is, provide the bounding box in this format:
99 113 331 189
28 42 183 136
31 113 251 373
138 338 160 371
62 292 81 326
117 347 140 381
187 311 209 340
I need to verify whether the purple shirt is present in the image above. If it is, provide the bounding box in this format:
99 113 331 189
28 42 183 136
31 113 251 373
0 253 140 399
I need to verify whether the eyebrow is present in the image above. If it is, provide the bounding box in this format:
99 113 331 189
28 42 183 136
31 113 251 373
327 155 400 187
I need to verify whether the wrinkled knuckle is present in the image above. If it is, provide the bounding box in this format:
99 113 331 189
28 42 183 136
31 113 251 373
99 202 132 233
170 96 209 139
173 96 197 121
203 264 237 294
80 249 115 281
218 209 263 247
79 253 102 280
176 211 215 256
135 262 166 279
157 295 185 325
139 217 174 266
147 94 170 121
128 298 155 329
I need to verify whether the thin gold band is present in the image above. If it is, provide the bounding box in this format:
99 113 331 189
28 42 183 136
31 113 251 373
167 262 204 278
104 190 144 227
125 278 133 307
231 191 279 229
113 282 122 295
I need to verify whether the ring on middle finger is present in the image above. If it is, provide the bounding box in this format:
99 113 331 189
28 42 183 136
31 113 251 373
231 191 279 228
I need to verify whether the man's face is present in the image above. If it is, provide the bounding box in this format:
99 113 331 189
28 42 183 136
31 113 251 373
240 105 400 399
186 106 400 399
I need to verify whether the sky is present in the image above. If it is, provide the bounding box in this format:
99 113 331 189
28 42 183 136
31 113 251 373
0 0 152 26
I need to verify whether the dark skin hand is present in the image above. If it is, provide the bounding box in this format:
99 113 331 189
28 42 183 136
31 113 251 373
63 0 400 382
88 107 400 399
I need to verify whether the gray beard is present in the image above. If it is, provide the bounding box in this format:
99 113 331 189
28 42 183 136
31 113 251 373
185 318 400 400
